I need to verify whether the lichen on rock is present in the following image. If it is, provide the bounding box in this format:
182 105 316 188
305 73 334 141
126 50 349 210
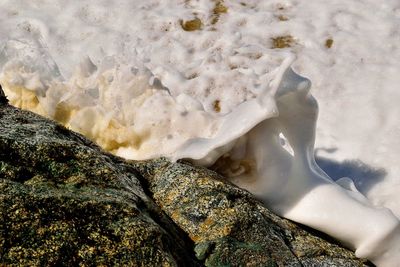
132 159 371 266
0 102 371 266
0 103 200 266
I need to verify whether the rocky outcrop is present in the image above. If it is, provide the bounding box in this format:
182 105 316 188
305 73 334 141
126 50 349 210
0 87 371 266
133 159 371 267
0 99 200 266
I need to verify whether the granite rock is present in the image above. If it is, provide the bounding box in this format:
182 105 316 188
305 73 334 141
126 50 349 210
0 101 200 266
133 159 371 267
0 92 371 266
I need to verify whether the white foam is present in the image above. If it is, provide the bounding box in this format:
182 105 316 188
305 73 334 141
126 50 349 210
1 0 400 265
0 0 292 159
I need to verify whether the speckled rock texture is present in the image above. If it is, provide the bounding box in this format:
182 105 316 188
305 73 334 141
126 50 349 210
0 97 200 266
0 86 371 266
133 159 372 267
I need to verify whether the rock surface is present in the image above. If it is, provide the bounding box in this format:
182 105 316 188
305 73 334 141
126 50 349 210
0 98 200 266
0 88 371 266
133 159 371 267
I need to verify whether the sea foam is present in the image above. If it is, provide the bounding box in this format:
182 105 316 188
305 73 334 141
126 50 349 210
1 0 399 265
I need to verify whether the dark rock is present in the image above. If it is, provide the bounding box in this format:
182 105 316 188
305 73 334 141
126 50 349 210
0 101 372 266
133 160 372 267
0 104 200 266
0 85 8 104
